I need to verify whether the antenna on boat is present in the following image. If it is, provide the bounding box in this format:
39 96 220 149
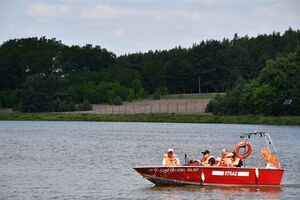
240 131 278 153
240 131 266 139
240 131 281 166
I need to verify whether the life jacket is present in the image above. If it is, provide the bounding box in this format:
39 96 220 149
220 154 234 167
232 157 243 167
163 154 179 166
261 147 280 168
202 155 216 166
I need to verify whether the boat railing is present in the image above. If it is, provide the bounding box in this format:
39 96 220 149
240 131 280 164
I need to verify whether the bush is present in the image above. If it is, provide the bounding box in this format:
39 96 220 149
153 90 161 100
126 88 135 102
136 88 148 99
112 96 123 105
205 94 224 115
76 100 92 111
0 90 17 108
153 86 168 100
48 98 75 112
98 82 128 104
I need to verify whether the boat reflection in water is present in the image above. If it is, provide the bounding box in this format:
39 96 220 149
143 185 282 200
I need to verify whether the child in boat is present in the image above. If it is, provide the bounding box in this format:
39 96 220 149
162 148 180 166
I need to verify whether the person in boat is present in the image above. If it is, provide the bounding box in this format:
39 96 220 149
215 157 222 166
162 148 180 166
232 153 243 167
220 148 243 167
200 150 216 166
265 162 277 169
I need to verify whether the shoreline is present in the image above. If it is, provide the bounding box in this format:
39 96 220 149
0 113 299 125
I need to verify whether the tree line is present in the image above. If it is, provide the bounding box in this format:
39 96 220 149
0 28 299 113
206 48 300 115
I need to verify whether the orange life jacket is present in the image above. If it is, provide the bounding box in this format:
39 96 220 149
261 147 280 168
220 154 234 167
202 155 215 166
163 154 180 166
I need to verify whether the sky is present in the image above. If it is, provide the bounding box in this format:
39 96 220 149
1 0 299 55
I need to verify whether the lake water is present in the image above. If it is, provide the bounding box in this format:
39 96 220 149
0 121 299 199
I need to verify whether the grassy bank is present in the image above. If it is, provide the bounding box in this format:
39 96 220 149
0 113 299 125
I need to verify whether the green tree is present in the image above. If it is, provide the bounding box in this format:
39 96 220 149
17 73 71 112
207 48 300 115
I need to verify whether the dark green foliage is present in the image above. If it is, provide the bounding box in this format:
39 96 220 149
1 28 300 113
207 48 300 115
99 82 127 104
205 77 246 115
16 74 74 112
111 96 123 105
76 100 92 111
129 79 147 99
205 94 223 114
0 90 16 108
153 86 168 100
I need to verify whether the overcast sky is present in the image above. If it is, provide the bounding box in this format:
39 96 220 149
1 0 299 55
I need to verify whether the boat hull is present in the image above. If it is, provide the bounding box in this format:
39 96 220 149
134 166 284 186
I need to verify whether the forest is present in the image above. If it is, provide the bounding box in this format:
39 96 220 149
0 28 299 114
206 48 300 115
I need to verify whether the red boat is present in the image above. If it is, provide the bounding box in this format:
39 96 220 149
134 132 284 186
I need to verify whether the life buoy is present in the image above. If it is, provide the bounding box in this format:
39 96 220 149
234 140 252 159
261 147 280 168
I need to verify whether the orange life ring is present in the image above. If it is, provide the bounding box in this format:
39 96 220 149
261 147 280 168
234 140 252 159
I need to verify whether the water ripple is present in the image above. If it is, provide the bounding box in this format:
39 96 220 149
0 121 299 199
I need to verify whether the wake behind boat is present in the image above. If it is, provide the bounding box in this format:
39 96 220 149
134 132 284 186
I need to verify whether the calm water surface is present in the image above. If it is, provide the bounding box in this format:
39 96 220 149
0 121 299 199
